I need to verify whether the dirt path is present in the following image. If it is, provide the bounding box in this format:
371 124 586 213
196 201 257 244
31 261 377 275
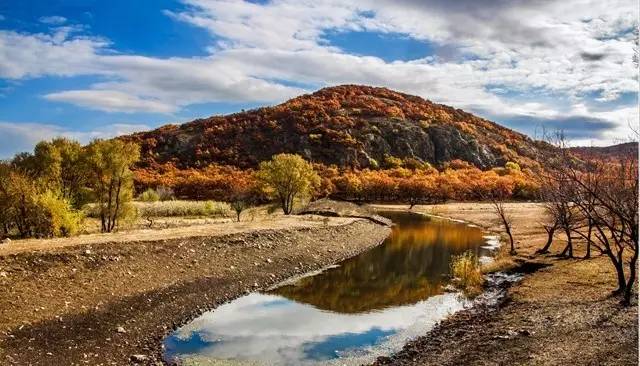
0 215 390 365
372 203 638 366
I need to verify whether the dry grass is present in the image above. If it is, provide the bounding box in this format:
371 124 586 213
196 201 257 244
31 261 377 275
451 251 485 297
84 200 232 218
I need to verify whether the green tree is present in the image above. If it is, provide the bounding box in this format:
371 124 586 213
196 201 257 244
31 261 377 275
33 138 87 206
85 139 140 232
257 154 320 215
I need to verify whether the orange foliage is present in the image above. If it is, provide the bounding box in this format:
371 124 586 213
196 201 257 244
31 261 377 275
134 161 540 204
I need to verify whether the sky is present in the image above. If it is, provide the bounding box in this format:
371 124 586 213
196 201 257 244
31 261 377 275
0 0 638 158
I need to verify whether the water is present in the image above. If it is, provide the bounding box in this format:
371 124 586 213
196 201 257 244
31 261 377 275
164 211 497 365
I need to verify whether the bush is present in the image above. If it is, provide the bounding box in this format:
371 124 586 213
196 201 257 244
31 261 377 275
139 188 160 202
505 161 521 171
36 191 83 237
450 251 484 297
156 186 175 201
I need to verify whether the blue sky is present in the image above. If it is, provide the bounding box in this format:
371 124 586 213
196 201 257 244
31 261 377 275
0 0 637 157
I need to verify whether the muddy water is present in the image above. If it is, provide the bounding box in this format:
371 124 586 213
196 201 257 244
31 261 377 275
163 211 497 365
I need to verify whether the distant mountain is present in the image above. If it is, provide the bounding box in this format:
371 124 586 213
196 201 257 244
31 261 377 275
123 85 554 170
569 142 638 161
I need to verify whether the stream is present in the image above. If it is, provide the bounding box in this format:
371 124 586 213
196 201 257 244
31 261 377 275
163 211 501 365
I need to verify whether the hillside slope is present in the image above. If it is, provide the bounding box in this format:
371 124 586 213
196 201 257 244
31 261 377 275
124 85 553 170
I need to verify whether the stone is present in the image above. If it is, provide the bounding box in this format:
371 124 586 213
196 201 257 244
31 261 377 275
116 326 126 333
130 354 149 362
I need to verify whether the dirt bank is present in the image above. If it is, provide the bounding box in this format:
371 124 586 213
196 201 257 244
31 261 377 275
0 215 390 365
372 203 638 366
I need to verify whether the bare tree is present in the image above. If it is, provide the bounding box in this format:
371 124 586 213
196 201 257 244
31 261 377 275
491 199 516 255
567 155 638 305
541 131 638 305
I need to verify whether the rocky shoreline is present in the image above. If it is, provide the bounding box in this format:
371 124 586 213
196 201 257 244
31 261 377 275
0 217 391 365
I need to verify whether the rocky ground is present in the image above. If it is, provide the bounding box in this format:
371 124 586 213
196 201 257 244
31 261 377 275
0 214 390 365
372 203 638 366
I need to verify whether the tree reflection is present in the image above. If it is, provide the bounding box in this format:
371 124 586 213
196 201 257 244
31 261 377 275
271 212 486 313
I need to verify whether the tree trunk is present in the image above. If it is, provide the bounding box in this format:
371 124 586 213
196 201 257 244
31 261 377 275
537 225 556 254
506 227 516 254
560 228 573 258
584 220 593 259
623 249 638 306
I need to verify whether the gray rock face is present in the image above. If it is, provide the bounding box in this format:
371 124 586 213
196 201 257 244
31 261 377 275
426 125 499 168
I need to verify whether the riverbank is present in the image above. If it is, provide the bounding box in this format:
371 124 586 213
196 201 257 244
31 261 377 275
372 203 638 365
0 214 391 365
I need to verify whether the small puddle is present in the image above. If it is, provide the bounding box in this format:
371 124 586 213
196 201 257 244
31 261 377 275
163 211 499 365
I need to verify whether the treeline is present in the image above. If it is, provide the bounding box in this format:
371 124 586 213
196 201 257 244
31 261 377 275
135 159 539 205
0 138 140 238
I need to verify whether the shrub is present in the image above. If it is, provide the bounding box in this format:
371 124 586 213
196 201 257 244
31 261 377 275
382 155 403 169
36 191 83 237
450 251 484 297
505 161 521 171
156 186 175 201
139 188 160 202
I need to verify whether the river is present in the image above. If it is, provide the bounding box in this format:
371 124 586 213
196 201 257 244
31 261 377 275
163 211 499 365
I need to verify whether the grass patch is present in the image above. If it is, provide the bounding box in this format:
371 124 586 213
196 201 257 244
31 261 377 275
451 251 485 297
84 200 232 218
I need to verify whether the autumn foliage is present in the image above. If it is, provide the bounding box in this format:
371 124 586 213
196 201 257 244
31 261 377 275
133 160 539 204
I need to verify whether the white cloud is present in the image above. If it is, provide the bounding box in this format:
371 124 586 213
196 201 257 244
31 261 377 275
38 16 67 25
44 90 178 114
0 122 150 158
0 30 107 79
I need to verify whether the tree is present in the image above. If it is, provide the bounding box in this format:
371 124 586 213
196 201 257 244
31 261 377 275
257 154 320 215
229 173 256 222
85 139 140 232
32 138 87 207
492 199 516 255
397 176 436 209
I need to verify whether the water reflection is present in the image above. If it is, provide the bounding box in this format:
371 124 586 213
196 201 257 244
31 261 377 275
274 212 487 313
164 211 492 365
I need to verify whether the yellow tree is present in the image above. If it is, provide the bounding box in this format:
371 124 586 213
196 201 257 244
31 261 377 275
257 154 320 215
85 139 140 232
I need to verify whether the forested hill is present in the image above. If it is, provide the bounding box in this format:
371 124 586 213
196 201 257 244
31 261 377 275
123 85 554 170
569 142 638 161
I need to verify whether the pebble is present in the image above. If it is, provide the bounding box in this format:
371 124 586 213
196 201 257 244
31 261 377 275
266 258 273 263
116 326 126 334
130 354 149 362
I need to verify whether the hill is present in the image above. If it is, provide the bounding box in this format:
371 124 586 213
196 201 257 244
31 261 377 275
569 142 638 161
124 85 553 170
